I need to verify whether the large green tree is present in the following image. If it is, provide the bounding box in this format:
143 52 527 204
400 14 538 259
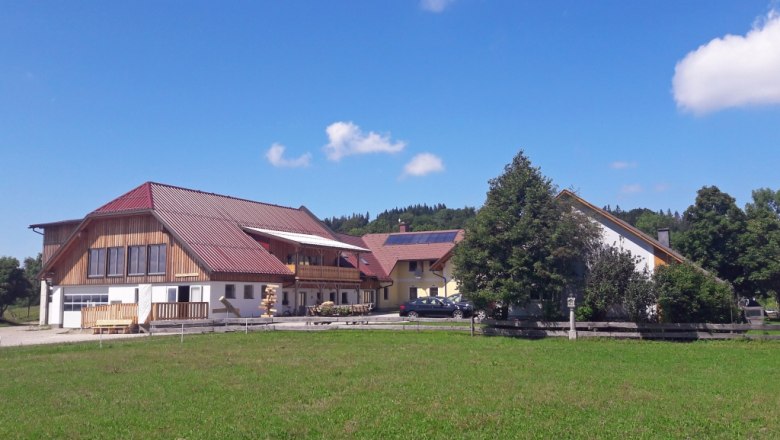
676 186 746 292
453 151 599 312
22 253 43 315
739 188 780 305
0 256 29 319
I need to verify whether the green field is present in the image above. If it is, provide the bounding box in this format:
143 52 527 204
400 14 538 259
0 304 39 327
0 331 778 439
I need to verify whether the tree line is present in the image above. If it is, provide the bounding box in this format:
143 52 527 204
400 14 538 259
323 203 477 236
0 254 41 320
606 186 780 306
453 150 778 323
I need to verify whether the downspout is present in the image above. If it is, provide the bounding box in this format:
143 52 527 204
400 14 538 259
431 268 448 296
377 280 394 310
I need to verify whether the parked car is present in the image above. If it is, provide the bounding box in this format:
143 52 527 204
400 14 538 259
447 293 504 321
399 296 473 319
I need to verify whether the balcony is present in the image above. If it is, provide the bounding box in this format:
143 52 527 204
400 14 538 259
286 264 360 282
151 302 209 321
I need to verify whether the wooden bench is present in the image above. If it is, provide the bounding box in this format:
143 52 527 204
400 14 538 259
93 319 135 334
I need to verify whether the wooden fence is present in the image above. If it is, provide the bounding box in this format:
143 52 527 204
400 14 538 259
145 315 780 340
81 303 138 329
481 319 780 340
151 302 209 321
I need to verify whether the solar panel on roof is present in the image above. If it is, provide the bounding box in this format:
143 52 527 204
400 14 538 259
384 231 457 245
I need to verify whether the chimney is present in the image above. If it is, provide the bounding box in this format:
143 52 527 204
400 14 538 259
399 221 408 233
657 228 670 248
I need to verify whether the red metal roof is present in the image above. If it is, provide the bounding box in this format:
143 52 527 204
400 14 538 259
93 182 154 214
88 182 341 275
360 229 464 276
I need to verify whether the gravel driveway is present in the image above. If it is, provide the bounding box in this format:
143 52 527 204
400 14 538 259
0 325 145 348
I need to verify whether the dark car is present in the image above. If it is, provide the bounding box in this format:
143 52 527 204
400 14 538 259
447 293 505 321
399 296 473 319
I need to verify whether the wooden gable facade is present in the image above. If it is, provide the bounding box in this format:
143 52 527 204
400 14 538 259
42 214 210 286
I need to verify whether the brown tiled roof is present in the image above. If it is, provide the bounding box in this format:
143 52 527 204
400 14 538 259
334 233 391 281
361 229 464 276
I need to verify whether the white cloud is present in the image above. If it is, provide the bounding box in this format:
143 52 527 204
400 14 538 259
620 184 643 195
420 0 454 13
654 183 671 192
323 121 406 161
673 10 780 114
265 143 312 168
401 153 445 178
610 161 637 170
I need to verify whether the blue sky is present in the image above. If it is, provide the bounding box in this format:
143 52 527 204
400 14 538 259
2 1 780 261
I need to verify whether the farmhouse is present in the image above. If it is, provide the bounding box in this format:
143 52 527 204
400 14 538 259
31 182 385 328
29 182 684 328
357 227 463 310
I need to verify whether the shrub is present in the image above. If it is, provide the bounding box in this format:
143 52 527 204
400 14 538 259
582 245 655 322
655 262 737 323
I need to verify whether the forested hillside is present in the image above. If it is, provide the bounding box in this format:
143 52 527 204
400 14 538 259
323 204 476 236
602 205 686 236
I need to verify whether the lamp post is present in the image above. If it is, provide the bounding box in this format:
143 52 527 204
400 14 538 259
567 294 577 340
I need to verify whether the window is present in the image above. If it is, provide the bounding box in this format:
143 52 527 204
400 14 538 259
430 287 439 297
107 247 125 277
383 287 388 301
244 285 254 299
167 287 177 303
225 284 236 299
408 261 418 272
316 292 322 303
341 291 348 304
191 286 202 302
88 248 106 277
128 246 147 276
329 292 336 302
148 244 166 275
63 293 108 311
282 291 289 305
409 287 418 300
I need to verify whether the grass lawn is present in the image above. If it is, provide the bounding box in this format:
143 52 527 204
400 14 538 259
0 331 778 439
0 304 39 327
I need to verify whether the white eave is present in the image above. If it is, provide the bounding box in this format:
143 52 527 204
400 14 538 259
243 227 370 252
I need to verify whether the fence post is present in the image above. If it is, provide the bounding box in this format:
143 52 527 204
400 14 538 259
180 323 184 344
470 315 475 337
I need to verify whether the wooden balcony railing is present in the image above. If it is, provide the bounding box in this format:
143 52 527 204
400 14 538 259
151 302 209 321
289 265 361 282
82 303 138 329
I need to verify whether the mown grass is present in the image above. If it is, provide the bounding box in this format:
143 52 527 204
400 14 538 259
0 331 778 439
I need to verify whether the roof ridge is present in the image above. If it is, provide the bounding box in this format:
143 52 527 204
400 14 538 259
387 228 463 234
557 189 685 262
147 181 307 213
